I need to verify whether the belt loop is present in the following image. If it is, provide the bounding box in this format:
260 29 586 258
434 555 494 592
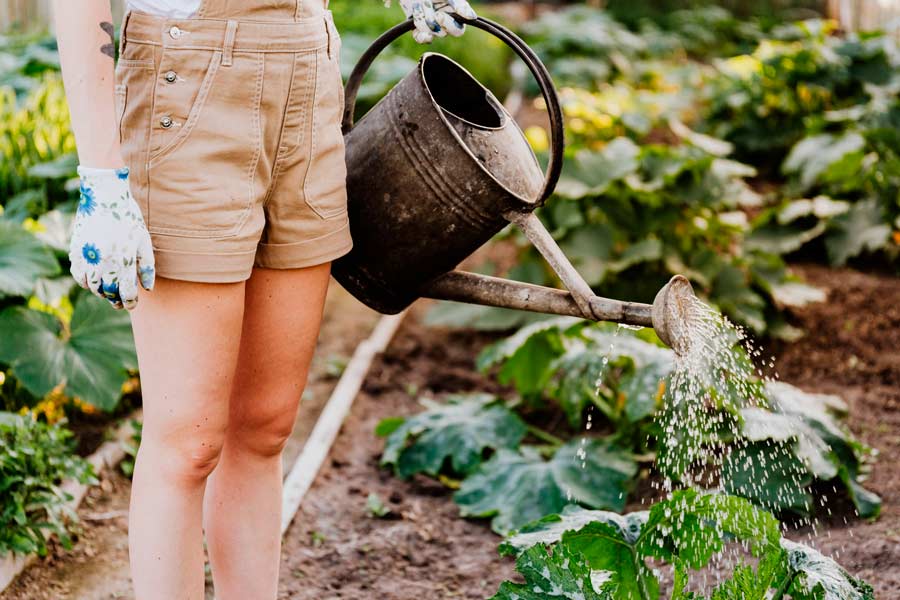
324 15 332 59
222 19 238 67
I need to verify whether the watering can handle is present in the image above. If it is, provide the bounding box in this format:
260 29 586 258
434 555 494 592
341 16 565 207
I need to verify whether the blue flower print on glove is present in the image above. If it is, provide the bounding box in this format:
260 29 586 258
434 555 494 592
69 167 156 310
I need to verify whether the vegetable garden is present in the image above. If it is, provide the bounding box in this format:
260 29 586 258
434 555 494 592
0 1 898 598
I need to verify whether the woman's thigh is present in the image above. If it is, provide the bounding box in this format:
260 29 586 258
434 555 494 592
225 263 331 449
128 276 246 470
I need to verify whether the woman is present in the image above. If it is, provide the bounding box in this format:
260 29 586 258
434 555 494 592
53 0 475 598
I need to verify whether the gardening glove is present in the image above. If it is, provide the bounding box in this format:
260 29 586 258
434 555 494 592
69 166 155 310
394 0 477 44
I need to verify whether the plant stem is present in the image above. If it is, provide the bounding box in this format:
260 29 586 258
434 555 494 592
526 424 565 447
770 571 794 600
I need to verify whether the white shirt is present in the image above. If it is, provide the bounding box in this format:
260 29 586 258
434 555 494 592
126 0 201 18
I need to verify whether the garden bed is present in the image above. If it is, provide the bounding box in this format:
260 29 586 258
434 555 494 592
276 263 899 598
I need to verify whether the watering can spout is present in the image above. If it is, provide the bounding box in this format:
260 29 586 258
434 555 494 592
421 272 696 355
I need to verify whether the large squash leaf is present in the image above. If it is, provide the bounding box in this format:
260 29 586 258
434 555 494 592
501 506 655 600
0 291 136 410
638 489 781 569
824 198 891 265
0 219 60 297
490 544 615 600
500 504 648 556
476 317 580 396
497 491 779 600
782 539 875 600
454 439 637 534
494 492 876 599
378 393 526 479
724 383 881 518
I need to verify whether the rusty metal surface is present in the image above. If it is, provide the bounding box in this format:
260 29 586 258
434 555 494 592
333 52 531 313
422 271 654 328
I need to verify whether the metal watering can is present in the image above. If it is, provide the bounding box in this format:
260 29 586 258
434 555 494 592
333 16 696 354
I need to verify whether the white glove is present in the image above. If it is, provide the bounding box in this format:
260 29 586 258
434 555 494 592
394 0 477 44
69 166 155 310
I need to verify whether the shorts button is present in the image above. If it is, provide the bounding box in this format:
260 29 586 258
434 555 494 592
164 71 177 83
160 116 173 128
168 26 183 39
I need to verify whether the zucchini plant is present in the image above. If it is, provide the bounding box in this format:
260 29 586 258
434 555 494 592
377 320 880 537
493 490 874 600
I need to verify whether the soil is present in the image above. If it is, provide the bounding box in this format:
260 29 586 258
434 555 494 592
278 323 514 599
767 264 900 593
277 264 900 598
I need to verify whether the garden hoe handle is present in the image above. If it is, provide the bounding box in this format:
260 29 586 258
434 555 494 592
341 15 565 206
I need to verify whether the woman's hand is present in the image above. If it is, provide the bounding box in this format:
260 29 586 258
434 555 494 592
397 0 478 44
69 167 155 310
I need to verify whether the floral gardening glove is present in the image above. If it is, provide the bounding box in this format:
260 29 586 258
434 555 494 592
69 166 155 310
394 0 477 44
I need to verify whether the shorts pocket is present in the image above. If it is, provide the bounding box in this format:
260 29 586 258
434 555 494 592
302 47 348 220
145 50 264 238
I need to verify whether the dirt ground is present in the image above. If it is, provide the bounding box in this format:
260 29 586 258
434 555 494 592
768 264 900 593
277 264 899 599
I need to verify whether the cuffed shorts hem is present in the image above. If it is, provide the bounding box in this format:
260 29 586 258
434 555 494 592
152 246 257 283
255 221 353 269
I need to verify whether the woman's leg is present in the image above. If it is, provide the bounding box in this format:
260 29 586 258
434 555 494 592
128 276 246 600
203 263 331 600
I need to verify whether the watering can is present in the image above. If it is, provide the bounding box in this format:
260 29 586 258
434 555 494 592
332 16 696 354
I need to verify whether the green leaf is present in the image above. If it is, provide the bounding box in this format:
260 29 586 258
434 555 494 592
707 548 790 600
0 291 136 410
782 539 875 600
374 417 404 438
738 407 838 479
26 153 77 180
824 198 891 265
423 301 537 331
638 490 781 569
380 394 526 479
0 220 60 297
500 504 648 556
556 137 640 199
28 209 72 252
476 317 579 395
839 466 882 519
722 440 814 515
783 133 866 191
365 492 391 518
619 360 670 422
559 223 616 285
454 439 637 534
490 544 615 600
557 517 659 600
745 221 826 255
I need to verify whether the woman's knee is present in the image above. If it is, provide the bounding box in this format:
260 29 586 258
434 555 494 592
141 425 227 484
228 394 301 458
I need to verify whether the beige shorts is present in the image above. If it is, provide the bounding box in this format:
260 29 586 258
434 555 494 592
115 8 353 283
